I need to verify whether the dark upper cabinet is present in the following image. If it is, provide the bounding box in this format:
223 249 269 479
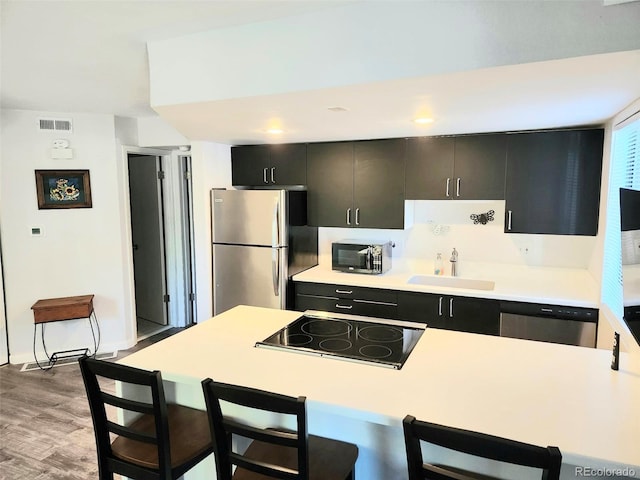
231 143 307 186
307 139 406 229
405 134 506 200
504 129 604 235
397 291 500 336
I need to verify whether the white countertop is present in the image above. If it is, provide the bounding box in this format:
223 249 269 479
293 263 600 308
120 305 640 473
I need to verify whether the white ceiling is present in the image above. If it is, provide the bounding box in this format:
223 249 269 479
2 0 640 145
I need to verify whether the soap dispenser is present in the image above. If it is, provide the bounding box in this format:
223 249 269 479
434 253 443 276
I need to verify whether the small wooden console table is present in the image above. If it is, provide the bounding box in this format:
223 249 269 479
31 294 99 370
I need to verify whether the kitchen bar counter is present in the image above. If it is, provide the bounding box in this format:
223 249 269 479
293 263 600 308
119 306 640 479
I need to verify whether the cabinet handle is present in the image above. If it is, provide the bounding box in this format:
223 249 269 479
263 168 269 184
449 298 454 318
271 167 276 183
446 178 451 197
346 208 351 225
507 210 513 231
438 297 443 316
335 289 353 295
456 178 461 197
336 304 353 310
355 208 360 225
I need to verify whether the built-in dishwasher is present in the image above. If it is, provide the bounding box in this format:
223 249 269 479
500 301 598 348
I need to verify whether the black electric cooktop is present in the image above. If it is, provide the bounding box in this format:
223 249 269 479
255 311 426 370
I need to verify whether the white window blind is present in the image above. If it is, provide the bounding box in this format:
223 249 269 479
601 112 639 320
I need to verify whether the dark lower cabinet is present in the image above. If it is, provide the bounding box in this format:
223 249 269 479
504 129 604 235
294 282 398 319
397 291 500 336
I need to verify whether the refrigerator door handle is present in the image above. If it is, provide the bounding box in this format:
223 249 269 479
272 198 280 247
272 248 280 296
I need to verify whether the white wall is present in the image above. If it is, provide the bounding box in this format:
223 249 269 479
0 109 136 363
137 116 189 147
189 141 232 322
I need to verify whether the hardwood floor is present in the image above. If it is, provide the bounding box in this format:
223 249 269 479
0 327 183 480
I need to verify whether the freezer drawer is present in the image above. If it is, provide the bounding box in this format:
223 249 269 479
212 244 288 315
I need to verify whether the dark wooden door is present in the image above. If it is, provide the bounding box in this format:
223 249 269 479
354 138 406 228
306 142 354 227
505 129 603 235
446 296 500 335
405 136 455 200
453 134 507 200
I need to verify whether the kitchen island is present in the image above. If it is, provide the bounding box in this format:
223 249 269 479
119 305 640 479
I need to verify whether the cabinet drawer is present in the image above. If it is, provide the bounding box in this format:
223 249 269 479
295 294 397 319
295 282 397 304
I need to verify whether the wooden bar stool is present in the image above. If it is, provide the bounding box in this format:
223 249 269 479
201 378 359 480
403 415 562 480
79 356 213 480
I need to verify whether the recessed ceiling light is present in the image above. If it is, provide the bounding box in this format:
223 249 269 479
266 128 284 134
414 117 434 125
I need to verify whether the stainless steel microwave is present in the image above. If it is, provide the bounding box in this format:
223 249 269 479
331 241 392 274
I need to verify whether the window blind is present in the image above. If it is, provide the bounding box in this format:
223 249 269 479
601 112 639 320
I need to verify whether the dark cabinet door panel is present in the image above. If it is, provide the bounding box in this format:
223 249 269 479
306 142 354 227
269 143 307 185
354 138 406 228
231 144 307 186
231 145 269 186
405 136 455 200
505 129 603 235
454 134 506 200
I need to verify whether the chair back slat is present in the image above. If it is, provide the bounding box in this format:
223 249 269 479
403 415 562 480
202 379 308 480
107 420 158 445
101 391 156 415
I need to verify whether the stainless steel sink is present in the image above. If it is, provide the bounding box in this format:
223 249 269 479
407 274 495 291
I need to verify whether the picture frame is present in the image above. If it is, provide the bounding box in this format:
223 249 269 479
35 169 92 209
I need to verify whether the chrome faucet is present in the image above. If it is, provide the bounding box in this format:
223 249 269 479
450 248 458 277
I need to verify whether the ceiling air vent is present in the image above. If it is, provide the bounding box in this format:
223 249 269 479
37 117 73 133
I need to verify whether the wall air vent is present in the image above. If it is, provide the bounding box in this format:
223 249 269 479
37 117 73 133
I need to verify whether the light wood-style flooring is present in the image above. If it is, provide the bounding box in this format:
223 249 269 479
0 327 182 480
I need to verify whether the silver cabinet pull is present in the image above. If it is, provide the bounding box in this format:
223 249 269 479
438 297 443 316
449 298 454 318
335 289 353 295
271 167 275 183
456 178 461 197
446 178 451 197
507 210 513 231
263 167 269 184
346 208 351 225
336 304 353 309
355 208 360 225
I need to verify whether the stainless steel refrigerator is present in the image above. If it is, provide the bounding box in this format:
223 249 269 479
211 189 318 315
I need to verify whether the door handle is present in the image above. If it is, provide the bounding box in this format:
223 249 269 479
446 178 451 197
355 208 360 226
271 167 276 183
438 297 443 316
456 178 461 197
346 208 351 225
272 249 280 296
263 167 269 184
336 304 353 310
335 289 353 295
449 298 454 318
507 210 513 231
